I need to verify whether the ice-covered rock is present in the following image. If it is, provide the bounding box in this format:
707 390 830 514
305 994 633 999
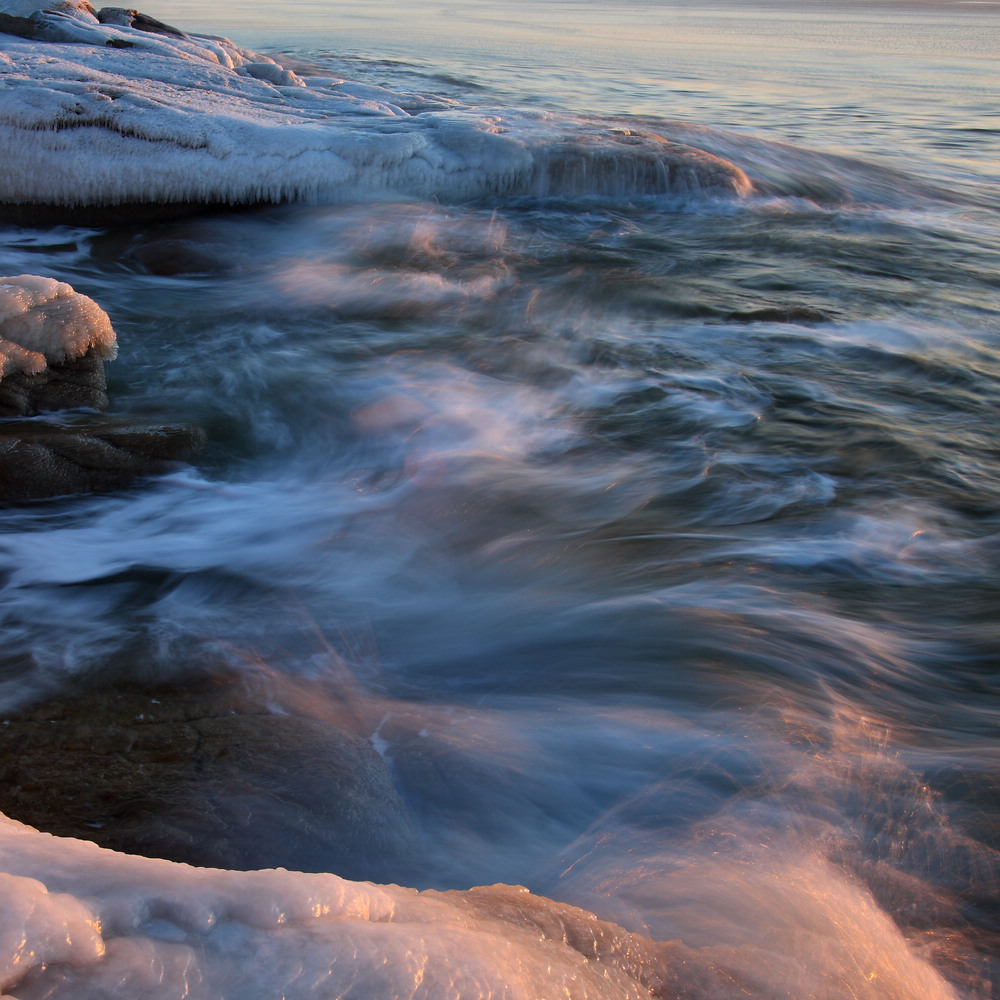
0 274 116 378
0 274 203 500
0 807 686 1000
0 274 116 417
0 1 751 218
3 0 94 17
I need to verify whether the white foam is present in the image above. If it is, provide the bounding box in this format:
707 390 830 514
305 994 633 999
0 274 116 376
0 3 751 208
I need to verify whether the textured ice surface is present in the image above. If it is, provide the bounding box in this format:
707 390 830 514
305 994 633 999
0 811 674 1000
0 795 967 1000
0 0 752 209
0 274 116 376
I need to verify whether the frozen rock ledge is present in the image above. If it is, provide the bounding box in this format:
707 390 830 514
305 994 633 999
0 0 752 223
0 804 696 1000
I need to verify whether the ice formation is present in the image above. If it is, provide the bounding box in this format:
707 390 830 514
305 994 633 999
0 0 752 209
0 274 117 376
0 810 676 1000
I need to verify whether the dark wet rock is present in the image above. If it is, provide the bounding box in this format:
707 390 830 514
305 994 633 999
95 7 186 37
0 418 206 502
0 11 42 38
0 343 205 502
0 2 185 41
0 351 109 417
0 678 418 879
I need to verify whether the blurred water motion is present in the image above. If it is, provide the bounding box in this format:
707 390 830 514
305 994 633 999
1 1 999 996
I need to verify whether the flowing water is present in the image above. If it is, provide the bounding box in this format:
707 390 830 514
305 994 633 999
1 1 999 997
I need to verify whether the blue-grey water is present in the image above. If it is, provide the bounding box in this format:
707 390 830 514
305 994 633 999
1 2 998 997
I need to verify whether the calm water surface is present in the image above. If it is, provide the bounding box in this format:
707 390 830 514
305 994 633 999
1 2 998 997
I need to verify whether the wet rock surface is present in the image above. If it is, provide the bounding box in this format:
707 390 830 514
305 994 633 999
0 416 206 502
0 201 244 230
123 235 236 276
0 10 39 37
0 1 185 42
95 6 186 37
0 678 418 879
0 346 205 503
0 352 109 417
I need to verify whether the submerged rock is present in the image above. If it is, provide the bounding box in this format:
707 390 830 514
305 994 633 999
0 678 418 879
123 234 236 276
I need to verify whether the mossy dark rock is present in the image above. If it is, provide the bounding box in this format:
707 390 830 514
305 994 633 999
0 679 417 879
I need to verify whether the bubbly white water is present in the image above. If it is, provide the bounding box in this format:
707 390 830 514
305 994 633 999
1 2 998 998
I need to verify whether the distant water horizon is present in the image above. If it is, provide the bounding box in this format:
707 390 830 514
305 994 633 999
151 0 1000 182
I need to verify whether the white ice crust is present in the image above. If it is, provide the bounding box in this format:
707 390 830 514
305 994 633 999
0 802 967 1000
0 811 671 1000
0 0 751 208
0 274 117 376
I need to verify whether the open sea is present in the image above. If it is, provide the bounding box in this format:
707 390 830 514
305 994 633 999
1 1 999 997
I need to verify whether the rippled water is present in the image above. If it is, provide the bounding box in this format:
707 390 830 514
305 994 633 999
1 2 999 997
